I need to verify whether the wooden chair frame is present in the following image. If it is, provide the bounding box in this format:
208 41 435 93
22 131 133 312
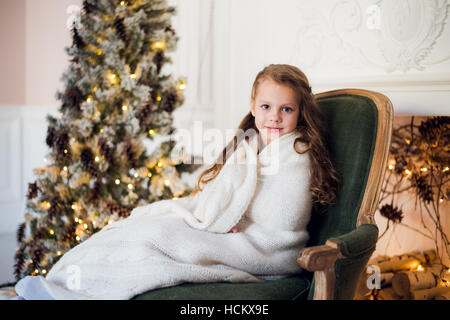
297 89 394 300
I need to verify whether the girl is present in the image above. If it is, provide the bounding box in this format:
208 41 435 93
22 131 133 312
13 64 340 300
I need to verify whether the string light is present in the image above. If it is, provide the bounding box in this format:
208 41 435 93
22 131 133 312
156 94 162 102
115 179 121 185
64 149 68 154
417 265 424 271
95 156 100 162
130 74 137 79
420 167 428 172
108 73 118 84
148 129 155 136
42 269 47 275
86 96 93 103
444 167 449 172
388 164 394 170
76 236 81 241
96 49 102 55
120 1 127 5
177 78 186 90
63 166 68 171
41 201 51 210
57 251 62 256
157 161 163 167
49 229 54 235
127 183 133 190
164 179 171 186
148 172 152 178
122 105 128 111
151 40 166 51
404 169 412 176
84 223 88 229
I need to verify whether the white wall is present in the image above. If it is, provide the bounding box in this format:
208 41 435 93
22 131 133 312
0 0 450 283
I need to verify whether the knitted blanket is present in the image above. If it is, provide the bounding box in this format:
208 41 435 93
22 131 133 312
14 130 312 300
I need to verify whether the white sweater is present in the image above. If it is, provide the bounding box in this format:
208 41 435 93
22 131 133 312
15 130 312 300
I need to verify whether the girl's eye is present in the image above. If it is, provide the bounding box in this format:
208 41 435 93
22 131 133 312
282 107 293 112
261 104 270 110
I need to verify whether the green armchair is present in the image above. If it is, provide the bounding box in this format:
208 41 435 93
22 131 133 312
132 88 394 300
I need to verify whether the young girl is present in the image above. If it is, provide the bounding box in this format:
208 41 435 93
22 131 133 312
13 64 340 300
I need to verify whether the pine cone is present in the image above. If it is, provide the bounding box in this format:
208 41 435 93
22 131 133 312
82 0 95 15
48 196 61 220
89 178 104 201
161 89 178 113
14 246 26 280
27 182 39 200
125 141 137 168
63 86 83 113
46 126 57 148
106 201 131 218
418 116 450 144
153 49 164 74
113 16 129 45
71 26 86 50
379 204 403 223
411 174 433 204
16 222 26 243
98 138 115 165
81 147 99 177
137 102 153 128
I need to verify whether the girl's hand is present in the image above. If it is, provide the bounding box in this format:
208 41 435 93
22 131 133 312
229 226 238 233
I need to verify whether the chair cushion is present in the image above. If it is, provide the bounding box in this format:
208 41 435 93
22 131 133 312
132 274 311 300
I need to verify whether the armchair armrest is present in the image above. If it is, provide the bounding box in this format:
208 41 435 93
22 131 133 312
297 223 379 300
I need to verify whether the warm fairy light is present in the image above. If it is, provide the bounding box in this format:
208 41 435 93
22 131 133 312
134 173 139 178
130 74 137 79
417 265 424 271
108 220 112 224
156 94 162 102
148 129 155 136
177 79 186 90
115 178 121 184
86 96 93 103
63 166 68 171
100 128 104 133
78 219 83 224
96 49 102 55
127 183 133 190
388 164 394 170
64 149 68 154
172 196 179 200
71 202 78 210
95 156 100 162
108 73 118 84
84 223 88 229
120 1 126 5
440 198 445 203
57 251 62 256
42 269 47 275
404 138 411 144
151 40 166 51
148 172 152 178
164 179 170 186
74 217 79 222
404 169 412 175
420 167 428 172
34 269 39 274
76 236 81 241
157 161 163 167
41 201 51 209
444 167 449 172
122 105 128 111
49 229 54 235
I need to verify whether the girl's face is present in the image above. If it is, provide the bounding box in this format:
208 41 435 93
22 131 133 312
251 78 300 147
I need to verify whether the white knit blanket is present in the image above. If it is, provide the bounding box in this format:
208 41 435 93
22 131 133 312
14 130 312 300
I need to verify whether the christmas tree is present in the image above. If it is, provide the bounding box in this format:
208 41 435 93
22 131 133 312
14 0 198 280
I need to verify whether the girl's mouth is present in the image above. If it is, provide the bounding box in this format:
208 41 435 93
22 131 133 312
266 127 281 132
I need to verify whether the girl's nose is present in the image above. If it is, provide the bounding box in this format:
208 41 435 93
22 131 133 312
269 110 281 122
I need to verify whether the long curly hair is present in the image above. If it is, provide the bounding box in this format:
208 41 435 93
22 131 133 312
194 64 340 213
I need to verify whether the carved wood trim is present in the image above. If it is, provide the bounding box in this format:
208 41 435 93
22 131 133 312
314 89 394 226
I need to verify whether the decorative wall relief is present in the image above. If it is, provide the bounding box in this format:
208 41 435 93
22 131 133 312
291 0 450 74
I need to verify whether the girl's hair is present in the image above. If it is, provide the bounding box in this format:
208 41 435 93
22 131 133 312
194 64 340 213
